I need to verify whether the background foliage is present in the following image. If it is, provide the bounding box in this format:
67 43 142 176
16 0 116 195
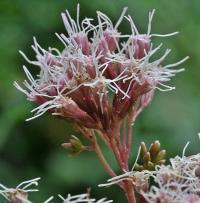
0 0 199 202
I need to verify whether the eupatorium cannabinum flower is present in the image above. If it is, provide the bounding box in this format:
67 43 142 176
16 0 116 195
99 141 200 203
0 178 112 203
142 143 200 203
0 177 40 203
14 5 188 130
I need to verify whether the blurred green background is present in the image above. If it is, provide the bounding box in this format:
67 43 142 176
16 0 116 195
0 0 199 202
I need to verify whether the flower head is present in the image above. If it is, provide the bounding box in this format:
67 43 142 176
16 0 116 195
15 5 188 128
142 143 200 203
0 178 40 203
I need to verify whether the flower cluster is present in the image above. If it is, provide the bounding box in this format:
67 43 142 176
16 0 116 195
14 5 188 132
0 178 112 203
142 144 200 203
99 141 200 203
0 177 40 203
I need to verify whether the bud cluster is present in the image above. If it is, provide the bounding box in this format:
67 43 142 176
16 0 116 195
134 141 166 171
62 135 86 156
14 5 188 132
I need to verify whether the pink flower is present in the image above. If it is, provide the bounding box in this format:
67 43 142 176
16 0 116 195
14 5 188 128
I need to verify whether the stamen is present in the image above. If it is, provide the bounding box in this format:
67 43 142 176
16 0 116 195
147 9 155 35
151 31 179 37
182 141 190 157
97 11 113 29
55 33 68 48
155 82 176 91
76 4 81 32
131 145 141 171
23 66 37 86
19 50 39 66
115 7 128 29
163 56 189 69
33 37 46 54
44 196 54 203
16 178 40 190
13 82 29 96
125 15 139 35
58 193 113 203
61 13 73 36
151 49 171 66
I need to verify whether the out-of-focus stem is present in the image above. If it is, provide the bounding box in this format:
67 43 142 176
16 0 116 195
93 136 116 178
127 112 134 160
122 118 127 150
77 125 125 189
92 134 125 189
77 120 137 202
96 130 111 148
109 116 136 203
110 137 126 170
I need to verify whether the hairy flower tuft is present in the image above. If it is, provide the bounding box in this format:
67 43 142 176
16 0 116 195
15 5 188 128
0 177 40 203
142 143 200 203
58 193 112 203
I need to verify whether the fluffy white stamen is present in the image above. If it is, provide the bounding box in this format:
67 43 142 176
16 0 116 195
44 196 54 203
58 193 112 203
0 178 40 202
16 5 188 121
147 9 155 35
143 142 200 203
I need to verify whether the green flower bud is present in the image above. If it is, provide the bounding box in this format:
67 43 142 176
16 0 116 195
149 140 160 161
62 135 84 156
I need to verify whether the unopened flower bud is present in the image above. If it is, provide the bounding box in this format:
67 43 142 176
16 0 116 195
60 97 97 129
141 142 148 158
143 152 151 164
149 140 161 161
134 163 144 171
147 161 155 170
135 141 166 171
62 135 84 155
155 150 166 163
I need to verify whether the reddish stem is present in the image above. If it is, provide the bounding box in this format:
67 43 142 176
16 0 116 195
110 137 125 169
122 117 127 151
126 113 133 162
125 180 136 203
109 116 136 203
77 119 137 203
